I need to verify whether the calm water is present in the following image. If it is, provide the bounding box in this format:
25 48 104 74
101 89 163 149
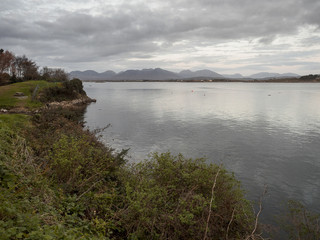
83 82 320 235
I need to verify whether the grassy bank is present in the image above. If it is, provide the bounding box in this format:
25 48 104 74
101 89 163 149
0 80 59 109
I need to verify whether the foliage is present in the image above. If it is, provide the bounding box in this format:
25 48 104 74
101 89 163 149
119 152 256 240
0 109 124 239
39 78 86 102
0 72 10 85
48 133 126 194
0 49 69 83
0 50 15 77
24 106 128 237
14 55 39 80
40 67 69 82
299 74 320 81
279 200 320 240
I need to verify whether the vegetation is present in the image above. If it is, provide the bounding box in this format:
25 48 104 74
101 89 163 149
38 78 86 103
0 80 58 109
278 200 320 240
119 153 256 239
0 78 88 111
299 74 320 81
0 48 68 84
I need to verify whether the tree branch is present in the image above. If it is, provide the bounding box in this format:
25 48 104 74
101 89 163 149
203 165 221 240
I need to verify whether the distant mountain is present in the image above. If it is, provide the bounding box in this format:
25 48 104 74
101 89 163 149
179 69 224 79
69 70 116 80
70 70 99 80
70 69 300 81
99 70 116 79
114 68 179 80
248 72 300 79
222 73 244 79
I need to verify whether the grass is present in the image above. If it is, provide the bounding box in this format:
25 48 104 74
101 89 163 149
0 114 31 130
0 80 58 109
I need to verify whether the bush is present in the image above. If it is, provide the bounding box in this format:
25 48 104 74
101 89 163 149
118 152 256 240
39 78 85 102
41 67 69 82
0 72 10 84
63 78 85 95
279 200 320 239
48 134 126 195
0 110 125 239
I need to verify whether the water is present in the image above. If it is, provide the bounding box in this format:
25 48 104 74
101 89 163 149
83 82 320 236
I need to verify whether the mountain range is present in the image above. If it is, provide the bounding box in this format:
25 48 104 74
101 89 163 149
70 68 300 81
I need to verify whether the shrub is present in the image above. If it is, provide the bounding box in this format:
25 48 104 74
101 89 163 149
0 112 121 239
39 78 86 102
48 134 126 195
0 72 10 84
280 200 320 239
118 152 256 240
63 78 85 94
41 67 69 82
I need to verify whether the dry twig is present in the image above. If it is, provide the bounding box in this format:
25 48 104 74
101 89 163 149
226 207 236 240
203 165 221 240
245 185 268 240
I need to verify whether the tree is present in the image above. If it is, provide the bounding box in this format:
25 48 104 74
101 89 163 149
0 50 15 84
0 50 15 75
14 55 39 80
40 67 69 82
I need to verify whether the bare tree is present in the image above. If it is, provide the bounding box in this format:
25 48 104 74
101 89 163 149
0 50 15 75
14 55 39 80
40 66 69 82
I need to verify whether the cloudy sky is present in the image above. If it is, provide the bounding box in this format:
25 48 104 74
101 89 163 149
1 0 320 75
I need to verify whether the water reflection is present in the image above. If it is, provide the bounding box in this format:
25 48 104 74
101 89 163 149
84 82 320 236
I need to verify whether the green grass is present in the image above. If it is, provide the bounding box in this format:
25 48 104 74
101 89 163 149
0 114 30 130
0 80 58 109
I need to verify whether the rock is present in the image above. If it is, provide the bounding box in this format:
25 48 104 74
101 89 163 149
8 108 30 114
14 92 25 97
0 108 8 113
46 97 97 109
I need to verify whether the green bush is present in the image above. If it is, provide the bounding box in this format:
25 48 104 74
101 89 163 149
0 115 114 239
48 134 126 195
39 78 85 102
63 78 85 95
119 152 256 240
279 200 320 240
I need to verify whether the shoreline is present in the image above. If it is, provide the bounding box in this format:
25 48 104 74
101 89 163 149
0 96 96 115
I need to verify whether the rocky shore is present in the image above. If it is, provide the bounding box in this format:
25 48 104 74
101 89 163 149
0 96 96 114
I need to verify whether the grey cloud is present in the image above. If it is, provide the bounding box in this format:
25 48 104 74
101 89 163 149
0 0 319 74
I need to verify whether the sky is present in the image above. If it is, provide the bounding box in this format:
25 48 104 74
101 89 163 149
1 0 320 75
